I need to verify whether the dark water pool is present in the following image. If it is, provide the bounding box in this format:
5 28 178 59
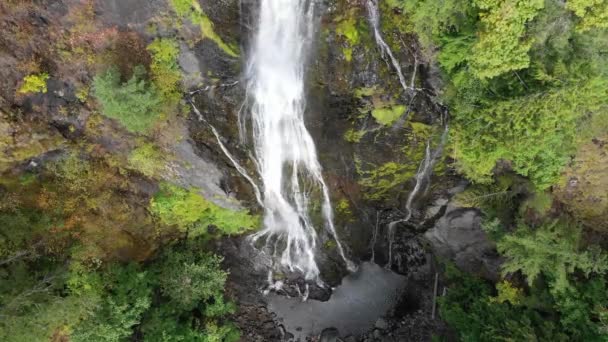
267 262 406 339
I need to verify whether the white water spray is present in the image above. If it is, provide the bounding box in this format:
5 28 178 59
245 0 354 280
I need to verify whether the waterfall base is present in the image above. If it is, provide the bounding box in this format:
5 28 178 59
267 262 405 339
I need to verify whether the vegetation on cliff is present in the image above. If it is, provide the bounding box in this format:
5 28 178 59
1 0 607 340
384 0 608 339
0 1 254 340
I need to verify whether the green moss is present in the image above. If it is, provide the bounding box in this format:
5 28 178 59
379 1 412 50
357 161 415 201
343 47 354 62
354 86 379 98
147 38 182 106
521 191 553 216
371 105 406 125
410 122 431 136
555 138 608 232
18 73 49 94
356 120 437 201
336 198 353 217
128 143 168 179
324 239 337 250
335 9 361 62
169 0 238 57
75 86 89 103
150 183 257 236
344 128 365 143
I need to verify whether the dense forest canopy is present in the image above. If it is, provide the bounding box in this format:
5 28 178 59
388 0 608 339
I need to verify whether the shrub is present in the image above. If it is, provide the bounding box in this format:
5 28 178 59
93 66 162 133
150 183 257 236
128 143 167 178
18 73 49 94
147 38 182 105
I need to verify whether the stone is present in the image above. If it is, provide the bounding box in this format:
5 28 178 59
373 329 382 339
375 318 389 330
320 327 340 342
424 204 502 281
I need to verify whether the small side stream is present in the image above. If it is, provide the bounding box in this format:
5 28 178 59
268 262 406 339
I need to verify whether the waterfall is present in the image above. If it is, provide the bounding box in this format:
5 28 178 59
244 0 354 280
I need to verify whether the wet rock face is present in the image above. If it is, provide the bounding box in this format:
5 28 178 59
425 205 503 281
302 0 450 270
95 0 167 30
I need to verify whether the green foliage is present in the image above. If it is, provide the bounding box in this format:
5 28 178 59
150 183 257 236
147 38 182 105
452 77 607 188
371 105 406 126
0 208 55 258
18 73 49 94
93 66 162 133
566 0 608 31
0 208 100 342
335 9 361 61
520 191 553 216
551 278 608 339
491 280 523 305
401 0 476 50
71 264 152 342
344 128 365 143
169 0 238 57
469 0 545 79
140 242 239 342
438 262 608 341
157 248 230 311
401 0 608 190
498 221 608 293
438 264 557 342
128 143 167 178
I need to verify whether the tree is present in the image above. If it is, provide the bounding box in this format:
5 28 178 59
469 0 545 79
566 0 608 32
498 221 608 293
156 247 230 312
70 264 152 342
93 66 162 133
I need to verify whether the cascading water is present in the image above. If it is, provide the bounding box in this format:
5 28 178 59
366 0 413 93
365 0 451 266
386 123 449 267
244 0 354 280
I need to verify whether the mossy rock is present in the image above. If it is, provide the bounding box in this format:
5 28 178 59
555 138 608 232
372 105 406 125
